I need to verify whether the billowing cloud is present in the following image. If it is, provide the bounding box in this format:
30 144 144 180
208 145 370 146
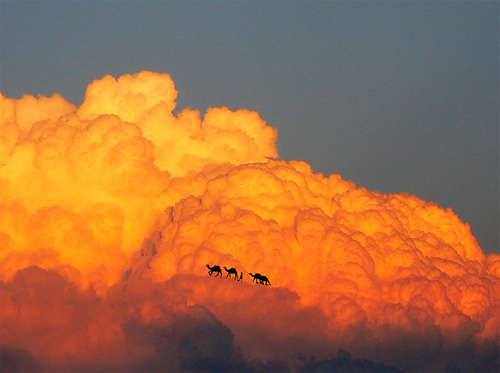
0 71 498 371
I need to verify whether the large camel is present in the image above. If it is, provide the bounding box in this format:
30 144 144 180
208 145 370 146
223 267 238 280
249 273 271 286
206 264 222 277
259 275 271 286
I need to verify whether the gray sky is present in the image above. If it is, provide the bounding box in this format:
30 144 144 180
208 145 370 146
1 0 498 254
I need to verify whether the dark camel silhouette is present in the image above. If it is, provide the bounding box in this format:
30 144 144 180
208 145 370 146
249 273 270 285
223 267 238 280
249 272 261 283
259 275 271 286
206 264 222 277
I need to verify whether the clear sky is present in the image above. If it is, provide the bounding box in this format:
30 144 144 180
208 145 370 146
1 0 498 254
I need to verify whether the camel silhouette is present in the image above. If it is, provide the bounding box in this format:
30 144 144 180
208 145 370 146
249 273 270 285
206 264 222 277
249 272 260 283
223 267 238 280
259 275 271 286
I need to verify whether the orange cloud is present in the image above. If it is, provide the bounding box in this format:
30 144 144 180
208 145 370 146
0 71 498 371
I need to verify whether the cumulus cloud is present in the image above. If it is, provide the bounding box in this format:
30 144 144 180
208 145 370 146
132 160 499 371
0 71 498 372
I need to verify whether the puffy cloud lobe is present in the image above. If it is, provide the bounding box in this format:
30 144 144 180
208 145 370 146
77 71 178 123
0 71 498 372
139 103 278 176
77 71 278 177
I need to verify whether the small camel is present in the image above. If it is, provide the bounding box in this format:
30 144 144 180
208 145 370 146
249 273 271 286
206 264 222 277
223 267 238 280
